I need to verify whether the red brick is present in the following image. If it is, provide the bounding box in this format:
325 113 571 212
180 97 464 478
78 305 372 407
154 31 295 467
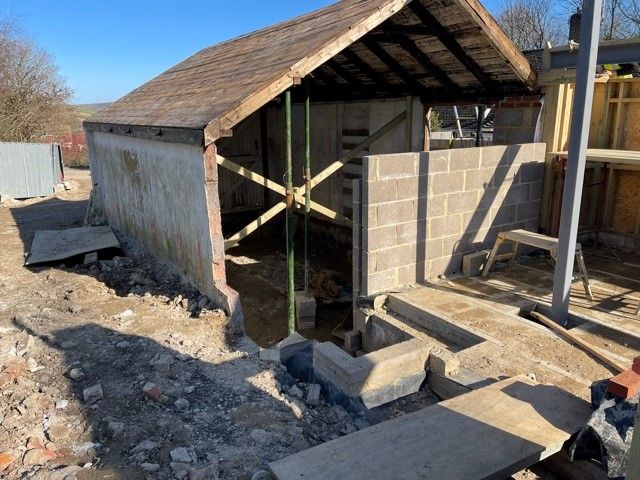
143 382 162 401
633 356 640 374
608 369 640 399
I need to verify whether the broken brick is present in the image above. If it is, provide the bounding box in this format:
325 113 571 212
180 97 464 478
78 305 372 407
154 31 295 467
23 447 59 465
0 452 15 472
633 356 640 374
143 382 162 401
608 368 640 400
0 357 27 386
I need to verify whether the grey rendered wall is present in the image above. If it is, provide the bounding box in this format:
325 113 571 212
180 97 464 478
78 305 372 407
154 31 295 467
86 132 236 323
354 143 546 296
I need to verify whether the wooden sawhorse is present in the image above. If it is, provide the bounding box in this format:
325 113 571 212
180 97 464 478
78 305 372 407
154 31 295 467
482 229 595 301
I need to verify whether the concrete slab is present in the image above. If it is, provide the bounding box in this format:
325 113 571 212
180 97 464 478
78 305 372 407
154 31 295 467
269 376 591 480
26 226 120 265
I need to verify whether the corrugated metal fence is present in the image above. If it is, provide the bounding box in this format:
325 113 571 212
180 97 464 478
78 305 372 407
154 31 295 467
0 142 64 198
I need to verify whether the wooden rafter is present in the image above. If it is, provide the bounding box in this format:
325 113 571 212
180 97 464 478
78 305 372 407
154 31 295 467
408 1 496 92
361 39 430 97
383 33 459 93
339 49 397 90
325 59 363 87
311 67 338 86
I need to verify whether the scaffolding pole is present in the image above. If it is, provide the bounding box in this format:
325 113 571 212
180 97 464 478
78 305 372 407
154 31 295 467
304 83 311 295
285 90 295 334
550 0 602 325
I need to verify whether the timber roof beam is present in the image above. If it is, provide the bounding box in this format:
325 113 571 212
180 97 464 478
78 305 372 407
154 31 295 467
408 1 497 92
360 39 431 97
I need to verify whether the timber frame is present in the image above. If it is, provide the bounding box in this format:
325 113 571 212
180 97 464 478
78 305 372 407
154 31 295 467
84 0 540 319
219 108 408 250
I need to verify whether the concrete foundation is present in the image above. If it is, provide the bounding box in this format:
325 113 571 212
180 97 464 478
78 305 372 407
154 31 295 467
313 338 431 409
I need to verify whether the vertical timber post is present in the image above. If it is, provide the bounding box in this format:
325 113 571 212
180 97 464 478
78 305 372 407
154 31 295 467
285 90 295 334
304 83 311 295
260 108 270 209
551 0 602 325
405 96 414 152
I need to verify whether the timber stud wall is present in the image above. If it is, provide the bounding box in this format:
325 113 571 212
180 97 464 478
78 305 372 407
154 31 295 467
355 144 546 296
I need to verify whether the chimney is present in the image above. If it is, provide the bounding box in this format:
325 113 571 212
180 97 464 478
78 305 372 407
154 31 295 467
569 10 582 43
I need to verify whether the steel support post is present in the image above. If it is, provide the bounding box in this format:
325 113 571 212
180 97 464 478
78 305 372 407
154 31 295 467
285 90 295 334
628 402 640 479
304 83 311 295
551 0 602 325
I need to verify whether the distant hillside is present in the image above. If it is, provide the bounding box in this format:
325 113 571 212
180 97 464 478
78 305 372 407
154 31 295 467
74 103 112 115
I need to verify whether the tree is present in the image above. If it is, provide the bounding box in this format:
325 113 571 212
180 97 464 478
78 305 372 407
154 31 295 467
0 17 72 142
564 0 640 40
496 0 566 50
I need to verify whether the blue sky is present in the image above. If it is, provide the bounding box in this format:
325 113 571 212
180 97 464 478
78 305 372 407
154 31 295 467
2 0 501 104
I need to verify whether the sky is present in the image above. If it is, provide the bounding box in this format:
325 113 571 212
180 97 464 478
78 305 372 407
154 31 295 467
2 0 502 104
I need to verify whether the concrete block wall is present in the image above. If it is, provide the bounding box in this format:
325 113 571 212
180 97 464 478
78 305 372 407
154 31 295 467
493 96 542 145
354 143 546 296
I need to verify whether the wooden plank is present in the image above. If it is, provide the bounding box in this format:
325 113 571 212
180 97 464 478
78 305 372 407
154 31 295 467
301 110 406 194
405 96 413 152
224 202 287 250
269 376 590 480
408 1 497 92
500 229 562 252
530 312 629 373
550 149 640 165
217 154 351 225
218 157 260 205
457 0 537 87
604 167 618 230
217 154 287 197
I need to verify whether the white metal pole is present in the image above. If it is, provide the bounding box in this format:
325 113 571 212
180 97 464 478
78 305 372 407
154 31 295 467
551 0 602 325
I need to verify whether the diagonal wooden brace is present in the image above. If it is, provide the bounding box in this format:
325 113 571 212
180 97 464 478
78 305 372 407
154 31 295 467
218 110 407 250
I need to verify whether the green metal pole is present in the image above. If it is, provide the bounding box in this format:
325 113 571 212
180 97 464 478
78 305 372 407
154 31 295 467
285 90 295 334
304 83 311 295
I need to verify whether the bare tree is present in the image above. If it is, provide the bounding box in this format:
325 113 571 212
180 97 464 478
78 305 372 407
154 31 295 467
620 0 640 36
564 0 640 40
496 0 565 50
0 16 72 142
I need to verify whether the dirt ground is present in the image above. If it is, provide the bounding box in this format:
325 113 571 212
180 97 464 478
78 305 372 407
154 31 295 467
0 170 555 480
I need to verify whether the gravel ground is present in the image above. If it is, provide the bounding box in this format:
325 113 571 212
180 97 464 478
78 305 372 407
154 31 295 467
0 171 553 480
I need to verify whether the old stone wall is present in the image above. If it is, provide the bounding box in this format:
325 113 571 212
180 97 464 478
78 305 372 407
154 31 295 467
86 132 239 328
354 143 546 296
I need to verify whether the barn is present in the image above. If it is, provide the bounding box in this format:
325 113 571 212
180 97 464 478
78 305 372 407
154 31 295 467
84 0 537 329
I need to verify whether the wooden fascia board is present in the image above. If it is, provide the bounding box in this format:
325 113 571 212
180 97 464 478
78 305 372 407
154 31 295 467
456 0 537 89
83 122 204 146
203 0 412 145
